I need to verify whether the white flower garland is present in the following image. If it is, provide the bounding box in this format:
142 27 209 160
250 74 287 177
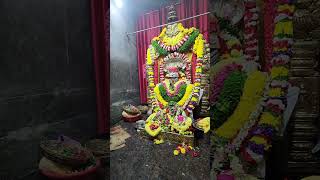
243 0 259 62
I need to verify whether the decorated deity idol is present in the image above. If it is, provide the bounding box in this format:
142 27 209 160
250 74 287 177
144 5 210 137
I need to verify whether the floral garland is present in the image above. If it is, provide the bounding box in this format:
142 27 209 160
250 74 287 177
154 85 168 107
151 41 169 56
217 16 241 39
154 82 194 108
211 71 247 129
193 34 206 58
185 57 202 113
146 45 160 111
200 44 211 114
243 1 294 162
152 23 195 46
210 72 270 178
210 58 244 78
264 0 276 71
210 63 243 104
227 75 270 154
151 29 200 56
270 66 289 80
186 41 210 114
178 30 200 53
215 10 244 62
177 84 194 108
243 0 259 62
245 112 281 156
219 32 244 60
158 83 187 103
161 80 186 97
211 1 294 177
145 113 162 137
145 105 194 136
171 116 193 134
215 71 267 139
210 75 269 176
161 52 192 81
265 98 285 115
163 52 190 63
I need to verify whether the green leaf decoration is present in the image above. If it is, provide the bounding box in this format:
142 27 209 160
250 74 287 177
217 16 241 39
151 29 200 56
151 40 169 56
177 30 200 53
210 71 247 128
158 84 187 103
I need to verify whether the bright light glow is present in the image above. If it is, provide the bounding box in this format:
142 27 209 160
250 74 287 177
110 3 116 15
115 0 123 8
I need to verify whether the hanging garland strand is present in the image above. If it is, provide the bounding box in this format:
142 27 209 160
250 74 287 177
243 1 295 163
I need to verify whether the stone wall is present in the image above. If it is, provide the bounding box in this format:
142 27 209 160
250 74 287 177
0 0 97 179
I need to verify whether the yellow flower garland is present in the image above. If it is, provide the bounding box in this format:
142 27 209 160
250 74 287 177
153 27 167 41
250 136 267 145
210 58 243 77
197 117 210 133
270 66 289 79
258 112 281 128
146 47 155 65
154 85 168 107
152 23 196 47
215 71 267 139
145 121 162 137
278 4 295 13
147 48 151 65
177 84 194 107
153 82 194 108
171 117 192 134
268 88 283 97
274 21 293 36
163 31 186 46
145 113 162 137
249 136 272 150
193 34 205 58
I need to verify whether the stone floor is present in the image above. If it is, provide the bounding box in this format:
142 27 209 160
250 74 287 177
110 121 211 180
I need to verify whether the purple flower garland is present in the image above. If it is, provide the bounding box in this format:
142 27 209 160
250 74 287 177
210 63 242 104
247 141 265 155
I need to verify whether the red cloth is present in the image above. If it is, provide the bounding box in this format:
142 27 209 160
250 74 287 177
136 0 209 103
90 0 108 134
136 11 161 103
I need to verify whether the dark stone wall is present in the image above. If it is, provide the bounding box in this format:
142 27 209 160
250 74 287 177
0 0 97 178
110 1 140 125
